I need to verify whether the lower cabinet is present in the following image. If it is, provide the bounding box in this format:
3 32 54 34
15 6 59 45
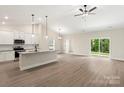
0 52 4 62
0 51 15 62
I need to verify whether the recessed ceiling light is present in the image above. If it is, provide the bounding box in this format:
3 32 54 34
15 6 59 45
4 16 8 20
2 21 5 24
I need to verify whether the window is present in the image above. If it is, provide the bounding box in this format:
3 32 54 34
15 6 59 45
91 38 110 57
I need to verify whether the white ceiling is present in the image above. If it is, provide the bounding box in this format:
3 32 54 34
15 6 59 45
0 5 124 34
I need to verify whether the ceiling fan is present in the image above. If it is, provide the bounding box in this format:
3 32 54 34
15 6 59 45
74 5 97 17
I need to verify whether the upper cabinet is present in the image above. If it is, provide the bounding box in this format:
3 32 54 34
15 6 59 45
14 32 37 44
0 31 38 45
25 33 35 44
0 31 14 44
13 32 25 39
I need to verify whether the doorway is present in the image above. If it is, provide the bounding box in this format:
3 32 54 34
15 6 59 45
91 38 110 57
65 40 70 53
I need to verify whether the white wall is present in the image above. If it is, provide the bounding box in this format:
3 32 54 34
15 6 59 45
63 30 124 61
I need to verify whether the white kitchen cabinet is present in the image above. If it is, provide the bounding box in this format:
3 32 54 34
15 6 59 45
0 31 14 44
25 34 38 44
19 32 25 39
0 51 15 62
0 52 4 62
14 33 37 44
5 51 15 61
13 32 25 40
25 34 33 44
0 31 38 45
13 32 19 39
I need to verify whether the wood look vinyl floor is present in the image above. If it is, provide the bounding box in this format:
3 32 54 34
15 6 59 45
0 54 124 87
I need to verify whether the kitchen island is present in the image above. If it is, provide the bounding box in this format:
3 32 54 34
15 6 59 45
19 50 57 70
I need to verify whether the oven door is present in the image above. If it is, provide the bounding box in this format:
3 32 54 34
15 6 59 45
15 51 19 58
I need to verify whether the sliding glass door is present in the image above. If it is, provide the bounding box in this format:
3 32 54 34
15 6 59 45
100 39 110 56
91 39 100 55
91 38 110 57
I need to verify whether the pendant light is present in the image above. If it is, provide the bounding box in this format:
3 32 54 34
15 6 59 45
58 28 62 40
32 14 35 37
45 16 48 39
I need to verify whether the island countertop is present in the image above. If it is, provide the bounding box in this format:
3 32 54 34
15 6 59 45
19 50 56 54
19 50 57 70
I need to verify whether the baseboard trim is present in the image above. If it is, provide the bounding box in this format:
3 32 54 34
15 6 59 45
111 58 124 62
65 53 88 56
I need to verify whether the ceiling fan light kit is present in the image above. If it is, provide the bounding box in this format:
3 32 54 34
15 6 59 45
74 5 97 17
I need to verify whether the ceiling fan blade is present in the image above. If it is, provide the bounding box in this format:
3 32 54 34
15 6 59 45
89 7 97 12
74 13 84 17
88 13 96 15
79 8 83 12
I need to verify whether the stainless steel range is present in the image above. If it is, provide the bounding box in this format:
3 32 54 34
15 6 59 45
13 39 25 60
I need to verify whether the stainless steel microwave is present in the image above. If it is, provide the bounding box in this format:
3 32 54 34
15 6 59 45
14 39 25 44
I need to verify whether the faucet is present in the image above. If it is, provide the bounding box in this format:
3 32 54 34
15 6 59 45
34 44 39 52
